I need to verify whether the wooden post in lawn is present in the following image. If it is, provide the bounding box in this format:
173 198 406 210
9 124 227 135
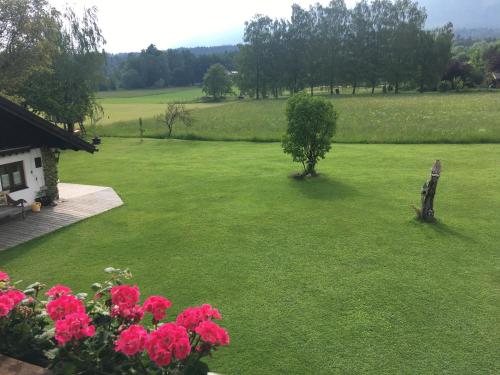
418 160 442 222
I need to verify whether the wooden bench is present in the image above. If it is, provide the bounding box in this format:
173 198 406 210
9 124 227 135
0 192 27 220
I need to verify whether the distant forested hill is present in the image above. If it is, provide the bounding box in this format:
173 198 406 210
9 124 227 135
420 0 500 29
184 45 239 56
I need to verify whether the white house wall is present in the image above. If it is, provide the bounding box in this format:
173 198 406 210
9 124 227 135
0 148 45 204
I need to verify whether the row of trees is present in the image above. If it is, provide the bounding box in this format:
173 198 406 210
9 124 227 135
236 0 454 98
101 45 236 90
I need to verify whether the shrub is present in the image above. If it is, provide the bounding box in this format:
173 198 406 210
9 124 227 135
0 268 229 375
282 92 337 177
437 80 452 92
453 77 465 92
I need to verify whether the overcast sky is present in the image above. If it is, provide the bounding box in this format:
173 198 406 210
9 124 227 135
48 0 358 53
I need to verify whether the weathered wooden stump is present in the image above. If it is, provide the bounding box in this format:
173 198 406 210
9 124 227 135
417 160 442 222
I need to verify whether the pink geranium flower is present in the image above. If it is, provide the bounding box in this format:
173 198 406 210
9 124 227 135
4 290 25 305
110 304 144 323
195 320 230 346
115 325 148 356
111 285 140 309
143 296 172 322
0 295 14 317
176 304 222 331
0 271 9 281
46 295 85 321
0 290 25 317
46 285 72 299
54 312 95 346
146 323 191 367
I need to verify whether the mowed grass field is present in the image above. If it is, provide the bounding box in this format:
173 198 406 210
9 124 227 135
95 90 500 143
1 138 499 374
96 87 213 125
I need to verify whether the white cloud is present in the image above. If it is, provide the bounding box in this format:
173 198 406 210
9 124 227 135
48 0 358 53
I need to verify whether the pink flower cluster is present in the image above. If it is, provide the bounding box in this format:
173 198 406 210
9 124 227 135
115 323 191 367
0 288 26 317
46 286 95 346
110 285 144 322
195 320 230 346
176 304 222 331
115 325 148 356
143 296 172 322
145 323 191 366
46 285 72 299
55 313 95 345
114 302 229 367
0 272 25 317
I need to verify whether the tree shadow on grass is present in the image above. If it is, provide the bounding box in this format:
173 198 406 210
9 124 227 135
289 174 359 201
410 219 476 243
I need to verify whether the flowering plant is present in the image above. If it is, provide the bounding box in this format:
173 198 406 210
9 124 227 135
0 268 229 375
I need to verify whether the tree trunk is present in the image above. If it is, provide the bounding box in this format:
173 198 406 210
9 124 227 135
352 82 357 95
310 84 314 96
418 160 442 222
371 83 376 95
330 83 334 95
395 82 399 94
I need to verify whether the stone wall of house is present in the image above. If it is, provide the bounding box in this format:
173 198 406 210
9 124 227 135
41 147 59 202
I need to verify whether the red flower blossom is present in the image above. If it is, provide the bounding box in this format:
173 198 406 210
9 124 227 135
115 325 148 356
110 304 144 323
143 296 172 322
4 290 25 305
0 290 26 317
146 323 191 367
176 304 222 331
54 312 95 346
0 296 14 317
111 285 140 309
46 285 72 299
0 271 9 281
195 320 230 346
46 295 85 321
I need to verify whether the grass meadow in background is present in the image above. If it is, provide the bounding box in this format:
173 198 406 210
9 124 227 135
95 90 500 143
1 138 499 374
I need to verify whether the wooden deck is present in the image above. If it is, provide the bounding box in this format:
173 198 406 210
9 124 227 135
0 183 123 251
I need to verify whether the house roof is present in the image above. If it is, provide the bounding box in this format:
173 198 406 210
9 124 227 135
0 95 95 153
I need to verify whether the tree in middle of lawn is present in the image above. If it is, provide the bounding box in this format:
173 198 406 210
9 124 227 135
202 63 233 100
282 92 337 177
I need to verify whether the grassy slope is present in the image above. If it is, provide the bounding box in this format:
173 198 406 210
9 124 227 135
97 91 500 143
0 138 498 374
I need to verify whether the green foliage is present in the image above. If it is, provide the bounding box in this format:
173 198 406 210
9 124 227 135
202 64 233 100
453 77 465 92
282 93 337 175
437 80 452 92
0 0 58 94
18 6 105 132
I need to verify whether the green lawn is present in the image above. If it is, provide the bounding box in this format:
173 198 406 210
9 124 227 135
95 87 224 125
97 87 204 104
0 138 498 374
96 91 500 143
